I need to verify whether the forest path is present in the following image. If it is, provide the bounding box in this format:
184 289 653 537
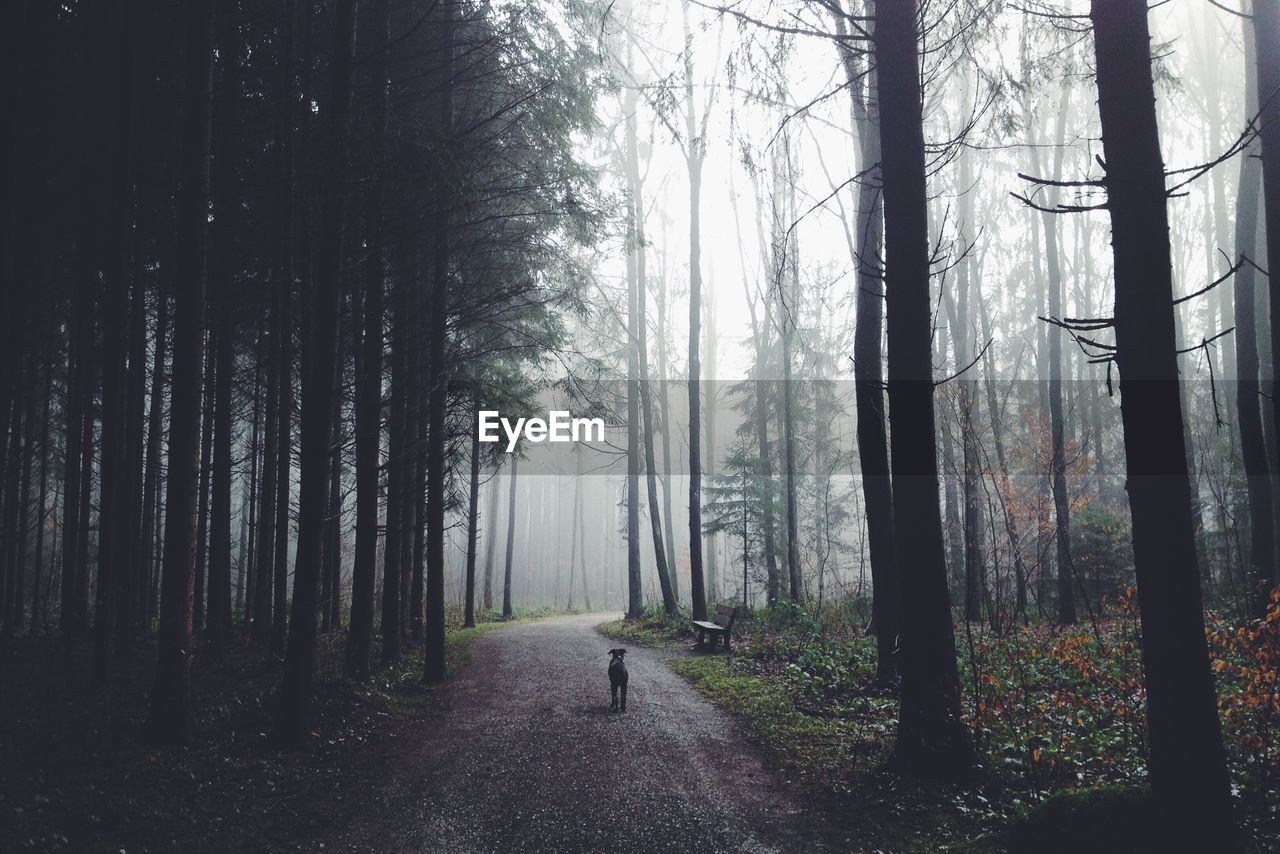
332 612 841 853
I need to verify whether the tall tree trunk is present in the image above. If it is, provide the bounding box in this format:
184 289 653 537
656 265 679 598
346 0 387 679
1237 9 1275 610
118 241 149 655
502 456 518 618
381 268 407 664
1035 83 1077 625
624 72 677 615
194 349 214 637
876 0 974 780
780 150 802 605
321 323 344 634
206 0 240 661
274 0 356 749
1253 0 1280 607
683 9 707 622
271 280 292 661
60 276 92 636
423 3 453 683
149 0 213 746
835 0 898 680
482 466 499 612
1090 0 1234 841
32 349 53 636
464 421 481 629
242 316 264 638
623 65 643 621
703 284 718 604
91 0 136 687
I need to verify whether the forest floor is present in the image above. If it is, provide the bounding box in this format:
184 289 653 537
0 610 550 852
5 607 1275 852
599 603 1280 853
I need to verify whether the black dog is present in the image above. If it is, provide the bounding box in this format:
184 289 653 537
608 648 628 712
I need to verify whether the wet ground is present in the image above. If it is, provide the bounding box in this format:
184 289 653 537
333 613 841 853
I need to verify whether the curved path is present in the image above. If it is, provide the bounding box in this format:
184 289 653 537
334 613 841 853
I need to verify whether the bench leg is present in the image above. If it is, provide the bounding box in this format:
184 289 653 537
724 631 731 651
697 629 705 647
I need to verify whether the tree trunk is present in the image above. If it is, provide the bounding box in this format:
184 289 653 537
149 0 213 746
624 73 677 615
60 276 92 636
683 10 707 622
502 456 518 618
1091 0 1234 841
464 423 481 628
423 0 454 683
274 0 356 749
1253 0 1280 607
346 0 387 679
876 0 974 780
206 0 241 661
836 0 898 680
1029 82 1077 625
381 267 407 664
1236 10 1275 610
194 347 214 637
91 0 135 687
482 466 499 612
624 69 643 621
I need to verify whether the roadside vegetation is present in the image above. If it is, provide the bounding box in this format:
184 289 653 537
601 596 1280 851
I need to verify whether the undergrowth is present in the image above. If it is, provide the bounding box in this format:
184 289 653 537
604 594 1280 850
0 607 545 852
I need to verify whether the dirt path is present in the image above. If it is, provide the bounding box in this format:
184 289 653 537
333 613 843 853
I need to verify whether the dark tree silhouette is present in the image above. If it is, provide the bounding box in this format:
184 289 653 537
274 0 357 748
876 0 974 780
1090 0 1234 842
149 0 214 747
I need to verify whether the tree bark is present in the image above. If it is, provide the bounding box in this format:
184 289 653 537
836 0 898 679
624 72 677 616
1091 0 1234 841
423 0 454 682
502 456 518 618
149 0 214 746
274 0 356 749
1236 8 1275 610
682 9 707 622
464 422 481 628
876 0 974 780
1253 0 1280 608
206 0 241 660
482 466 499 612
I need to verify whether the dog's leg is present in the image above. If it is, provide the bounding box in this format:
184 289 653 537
620 681 627 712
611 682 618 711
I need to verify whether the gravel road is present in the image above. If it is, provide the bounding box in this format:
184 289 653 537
333 613 842 853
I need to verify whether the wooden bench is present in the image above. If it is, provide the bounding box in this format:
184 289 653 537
692 604 738 651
